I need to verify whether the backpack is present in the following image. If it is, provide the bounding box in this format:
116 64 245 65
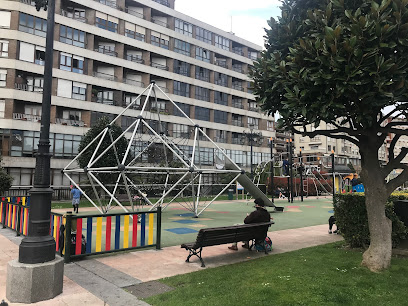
254 236 272 253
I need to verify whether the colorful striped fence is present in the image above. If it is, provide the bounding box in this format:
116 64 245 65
0 196 30 236
62 207 162 263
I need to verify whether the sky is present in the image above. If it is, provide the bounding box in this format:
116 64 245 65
174 0 282 47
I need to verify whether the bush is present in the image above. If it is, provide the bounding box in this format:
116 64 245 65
334 193 407 248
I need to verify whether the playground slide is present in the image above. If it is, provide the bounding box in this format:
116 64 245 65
225 160 276 209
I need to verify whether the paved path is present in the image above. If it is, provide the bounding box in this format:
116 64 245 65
0 224 343 305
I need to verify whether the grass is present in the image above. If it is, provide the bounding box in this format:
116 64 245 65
145 242 408 306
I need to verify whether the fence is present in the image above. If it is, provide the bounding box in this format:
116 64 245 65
0 197 30 236
4 187 74 201
0 196 162 263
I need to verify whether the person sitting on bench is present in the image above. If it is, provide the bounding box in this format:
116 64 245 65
228 198 271 251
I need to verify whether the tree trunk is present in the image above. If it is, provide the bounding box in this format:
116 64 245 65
360 149 392 272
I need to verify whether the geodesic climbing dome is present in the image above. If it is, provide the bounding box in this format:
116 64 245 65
63 83 244 216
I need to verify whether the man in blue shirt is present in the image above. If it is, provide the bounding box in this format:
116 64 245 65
70 185 81 213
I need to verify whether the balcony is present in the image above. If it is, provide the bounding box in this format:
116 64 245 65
94 0 117 8
126 54 144 64
125 7 145 19
215 60 227 68
232 137 245 145
214 137 227 143
56 118 86 127
156 85 169 93
15 83 43 93
153 0 170 7
35 58 45 66
20 0 35 6
151 61 168 70
123 78 144 87
151 17 168 28
96 97 114 105
13 113 41 122
232 48 244 56
61 9 87 23
248 106 259 112
232 83 244 91
94 46 118 57
173 132 190 138
214 80 228 87
232 65 244 73
150 107 169 115
93 71 117 81
232 120 244 127
232 99 243 109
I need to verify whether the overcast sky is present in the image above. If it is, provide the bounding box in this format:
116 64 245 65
174 0 282 47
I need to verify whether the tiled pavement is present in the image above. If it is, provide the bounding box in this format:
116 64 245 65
0 224 343 305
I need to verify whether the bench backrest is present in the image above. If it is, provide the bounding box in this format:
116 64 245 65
193 222 273 248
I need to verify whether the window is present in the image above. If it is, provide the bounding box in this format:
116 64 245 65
195 86 210 102
214 34 229 51
174 39 191 56
214 110 227 124
61 7 86 22
0 69 6 87
173 124 190 138
175 19 193 37
27 76 44 92
91 112 115 126
95 12 118 33
97 91 114 105
19 13 47 37
72 82 86 100
124 95 141 109
214 72 228 87
63 110 81 121
195 106 210 121
247 81 253 94
174 102 190 117
195 66 210 82
249 101 258 111
151 31 169 49
0 40 8 57
59 53 84 74
125 22 145 41
151 100 167 112
59 25 85 48
232 114 243 127
0 100 5 118
248 51 258 60
196 26 212 44
174 60 190 77
215 130 226 143
248 117 259 129
35 47 45 65
173 81 190 97
267 121 274 131
214 91 228 105
196 47 210 62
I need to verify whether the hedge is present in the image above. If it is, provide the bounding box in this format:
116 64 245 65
333 193 407 248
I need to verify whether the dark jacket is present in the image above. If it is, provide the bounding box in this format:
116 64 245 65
244 207 271 224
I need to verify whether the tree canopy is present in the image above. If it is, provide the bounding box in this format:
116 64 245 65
251 0 408 271
0 156 13 194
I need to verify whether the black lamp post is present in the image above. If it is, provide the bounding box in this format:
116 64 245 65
269 137 274 203
19 0 56 264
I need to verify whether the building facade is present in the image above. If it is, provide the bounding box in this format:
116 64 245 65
0 0 275 189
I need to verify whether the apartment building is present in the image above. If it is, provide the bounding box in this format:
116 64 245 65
0 0 275 188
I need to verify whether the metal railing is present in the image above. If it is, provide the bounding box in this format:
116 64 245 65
94 0 117 8
126 54 144 64
232 65 244 73
248 106 259 112
214 79 228 87
55 118 85 127
232 83 244 91
93 71 117 81
125 7 145 19
150 61 168 70
232 48 244 56
124 78 145 87
232 120 244 127
232 137 245 145
214 137 227 143
13 113 41 122
232 99 244 109
215 60 227 68
15 83 43 92
95 46 118 57
151 17 168 28
61 9 87 23
153 0 170 7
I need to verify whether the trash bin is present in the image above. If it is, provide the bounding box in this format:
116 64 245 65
228 189 234 200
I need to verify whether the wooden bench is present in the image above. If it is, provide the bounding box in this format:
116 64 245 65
181 221 274 267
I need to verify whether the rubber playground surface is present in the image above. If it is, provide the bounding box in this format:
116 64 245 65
53 196 335 248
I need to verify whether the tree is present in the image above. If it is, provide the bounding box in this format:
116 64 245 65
0 156 13 194
251 0 408 271
78 117 129 185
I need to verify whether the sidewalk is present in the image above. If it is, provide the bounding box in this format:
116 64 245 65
0 224 343 306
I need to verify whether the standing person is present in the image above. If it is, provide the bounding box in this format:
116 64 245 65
71 185 81 213
228 198 271 250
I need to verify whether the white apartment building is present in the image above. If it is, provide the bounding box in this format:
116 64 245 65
0 0 276 190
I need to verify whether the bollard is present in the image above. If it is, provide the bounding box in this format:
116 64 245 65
64 212 73 263
156 207 162 250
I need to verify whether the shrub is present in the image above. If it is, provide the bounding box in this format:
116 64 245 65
334 193 407 248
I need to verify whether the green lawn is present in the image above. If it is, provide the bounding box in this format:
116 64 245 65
145 242 408 306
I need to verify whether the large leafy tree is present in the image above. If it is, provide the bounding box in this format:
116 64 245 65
251 0 408 271
0 156 13 194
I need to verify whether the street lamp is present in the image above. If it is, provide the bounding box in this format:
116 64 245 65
7 0 64 303
243 124 263 179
